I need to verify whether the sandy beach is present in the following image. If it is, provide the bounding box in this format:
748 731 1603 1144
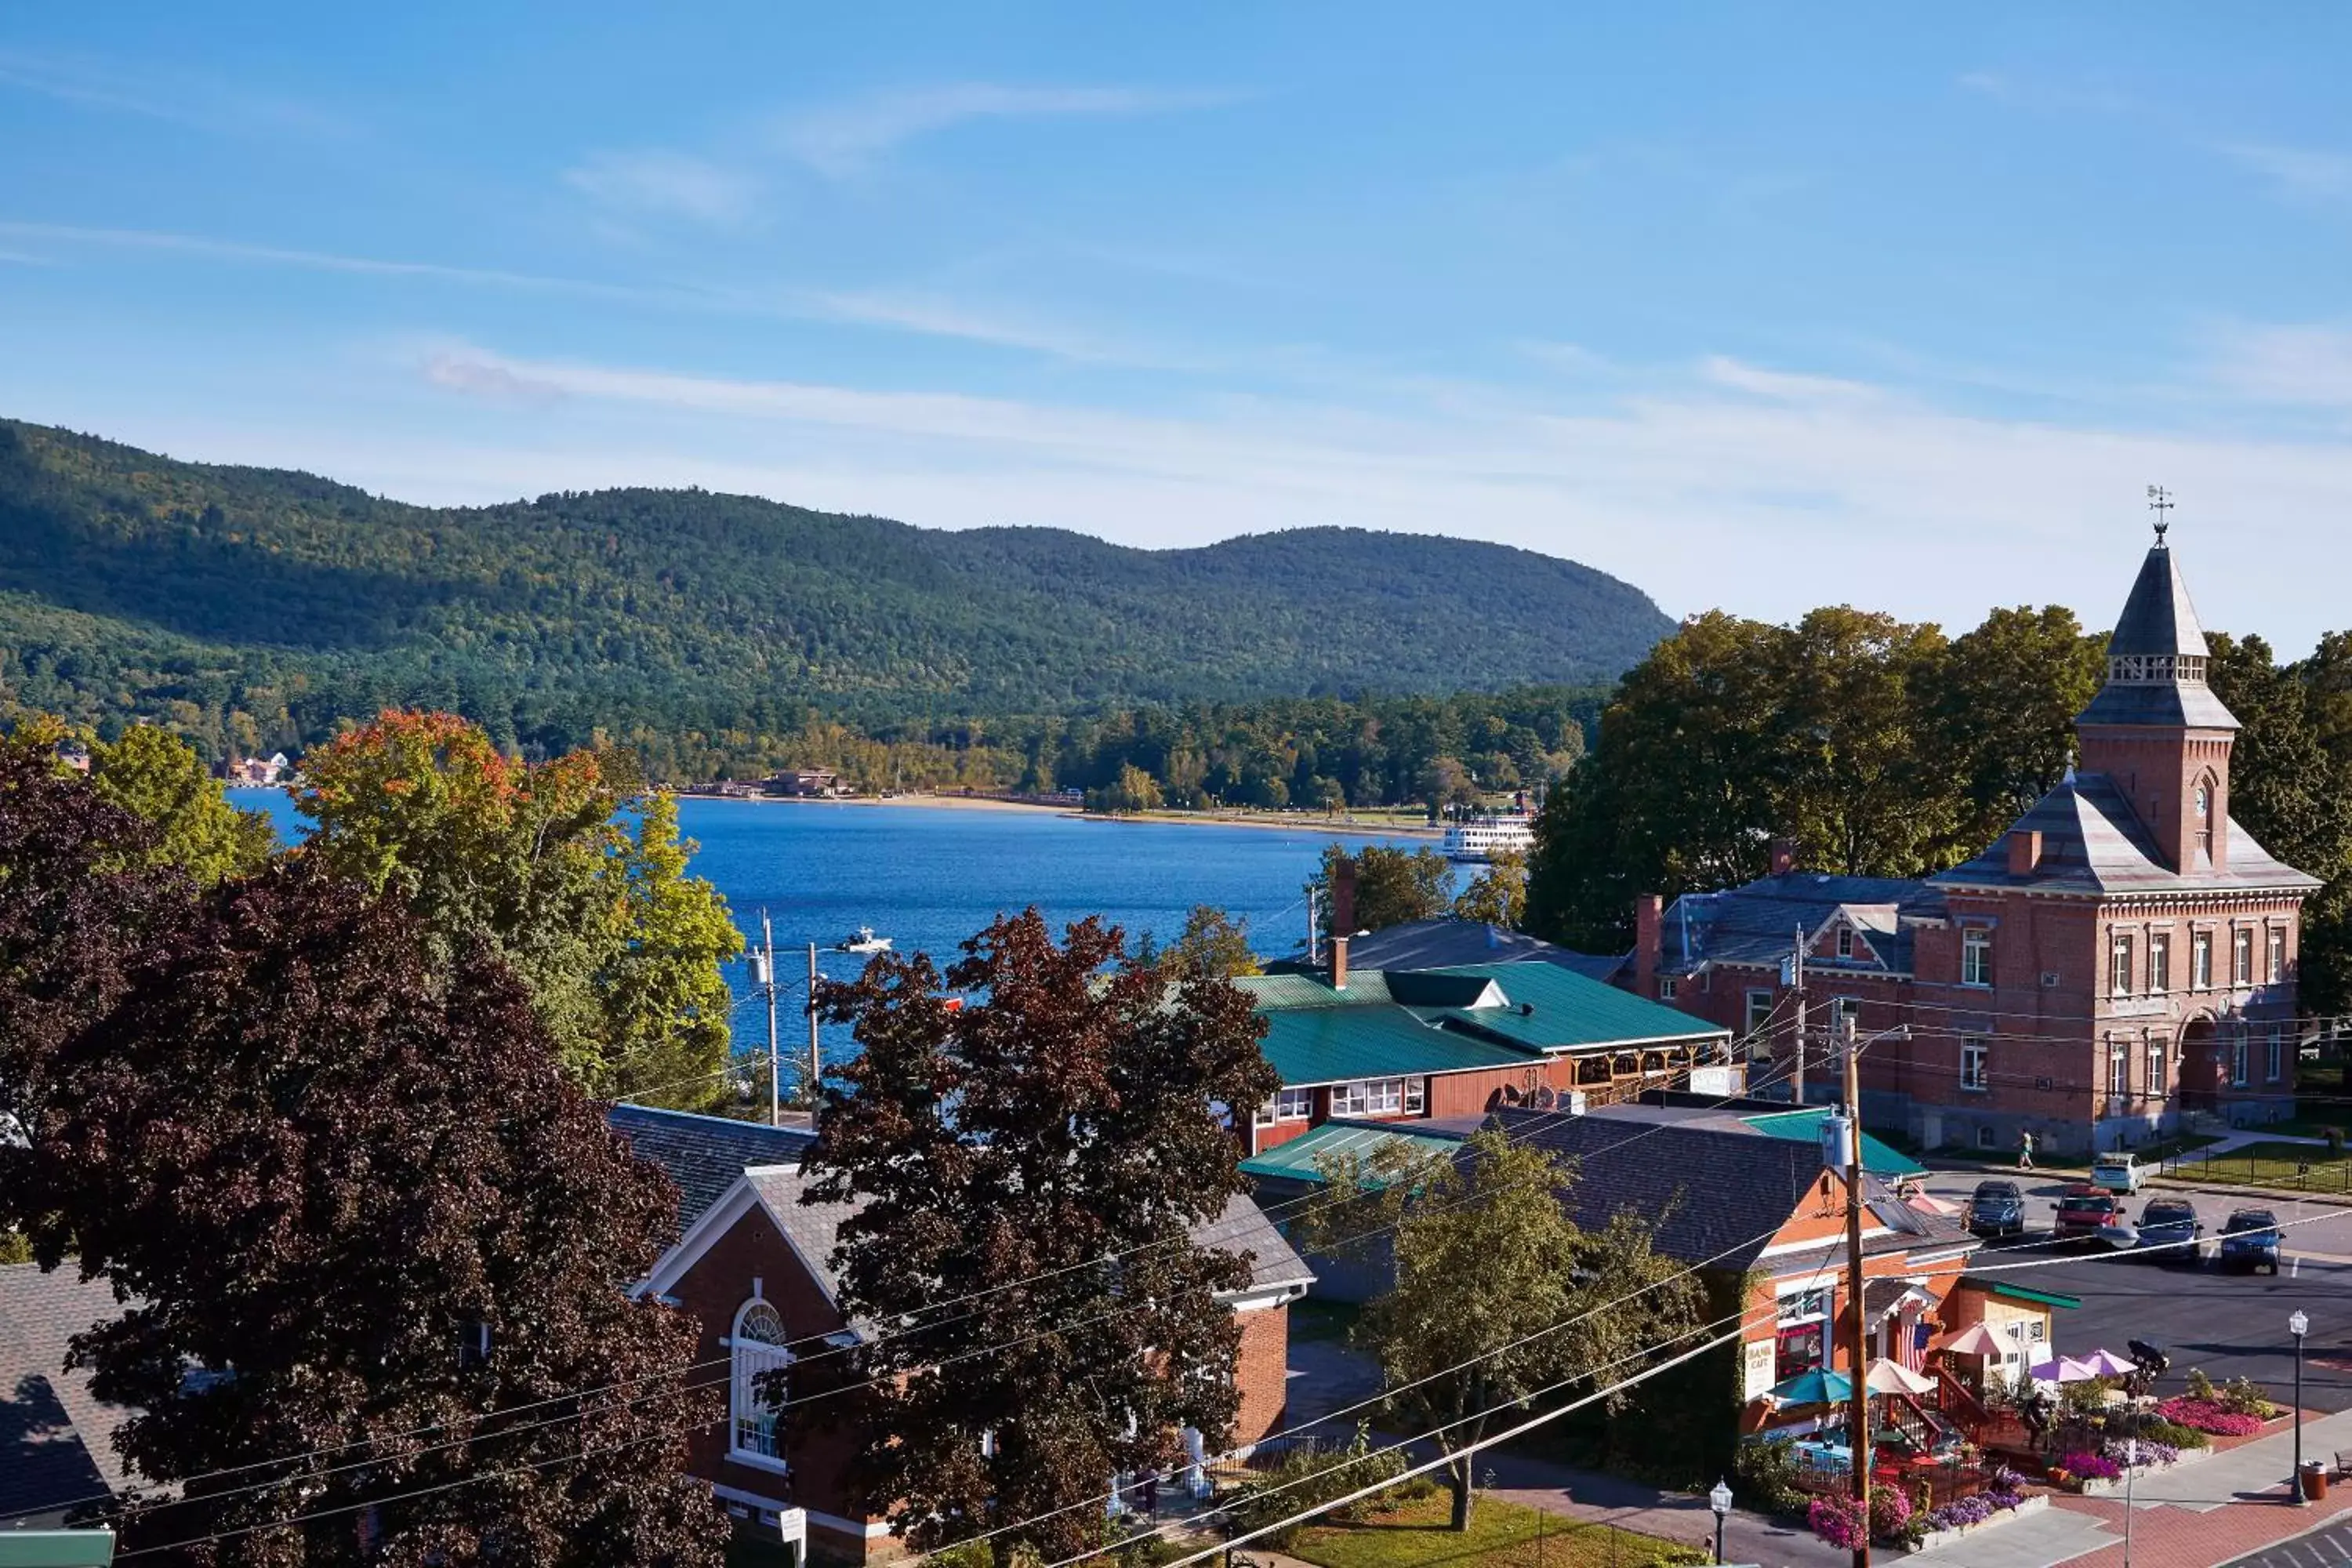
689 789 1443 840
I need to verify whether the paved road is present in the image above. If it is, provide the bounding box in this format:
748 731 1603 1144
1916 1170 2352 1411
2220 1518 2352 1568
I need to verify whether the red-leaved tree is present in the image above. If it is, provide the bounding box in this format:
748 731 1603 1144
13 864 728 1568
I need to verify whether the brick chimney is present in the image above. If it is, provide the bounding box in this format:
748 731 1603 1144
1330 855 1358 991
1634 894 1662 998
2006 828 2042 877
1769 837 1798 877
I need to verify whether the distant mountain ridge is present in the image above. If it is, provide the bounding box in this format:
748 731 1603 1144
0 417 1672 756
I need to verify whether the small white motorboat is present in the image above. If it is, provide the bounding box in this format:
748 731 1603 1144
837 926 893 954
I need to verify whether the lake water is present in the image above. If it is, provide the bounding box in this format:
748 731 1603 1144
228 789 1427 1072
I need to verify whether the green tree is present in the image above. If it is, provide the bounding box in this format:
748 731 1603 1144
1299 1131 1702 1531
299 710 741 1101
1921 605 2103 858
1317 843 1454 935
800 910 1279 1565
1774 607 1956 878
1164 905 1262 978
2212 633 2352 1016
7 866 727 1567
1452 850 1528 929
85 724 275 884
1417 755 1477 822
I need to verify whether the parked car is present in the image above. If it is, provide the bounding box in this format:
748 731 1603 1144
1969 1180 2028 1239
2132 1199 2203 1263
2219 1207 2284 1274
2053 1185 2134 1246
2089 1152 2146 1194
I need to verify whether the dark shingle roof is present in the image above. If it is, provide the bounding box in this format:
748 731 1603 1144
1485 1105 1969 1273
0 1263 136 1526
2107 541 2211 660
1933 774 2320 895
742 1171 1314 1299
1657 875 1947 978
607 1104 816 1231
1485 1105 1830 1271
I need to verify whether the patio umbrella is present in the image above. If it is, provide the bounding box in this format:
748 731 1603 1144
1940 1323 2005 1357
1905 1189 1962 1218
2074 1348 2140 1378
1864 1357 1938 1397
2053 1356 2104 1383
1767 1367 1855 1405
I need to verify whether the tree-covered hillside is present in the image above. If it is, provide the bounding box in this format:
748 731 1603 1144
0 419 1672 763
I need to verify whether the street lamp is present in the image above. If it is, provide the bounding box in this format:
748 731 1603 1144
1708 1478 1733 1565
2290 1310 2310 1504
2122 1439 2139 1568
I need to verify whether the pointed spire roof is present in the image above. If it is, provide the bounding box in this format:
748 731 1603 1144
2107 539 2210 660
2076 532 2238 731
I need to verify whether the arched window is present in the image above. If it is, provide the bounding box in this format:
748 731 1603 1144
731 1299 791 1464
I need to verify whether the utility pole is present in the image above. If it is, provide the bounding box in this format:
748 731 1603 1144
1791 926 1808 1106
807 942 823 1136
755 912 780 1129
1842 1011 1870 1568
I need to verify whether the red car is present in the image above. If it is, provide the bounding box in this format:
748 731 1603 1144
2053 1185 2131 1245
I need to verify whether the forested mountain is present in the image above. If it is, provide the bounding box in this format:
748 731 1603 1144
0 419 1671 766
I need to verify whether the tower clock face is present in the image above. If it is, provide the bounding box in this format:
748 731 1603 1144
2195 785 2210 818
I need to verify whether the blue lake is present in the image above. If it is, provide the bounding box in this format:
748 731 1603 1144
229 789 1427 1071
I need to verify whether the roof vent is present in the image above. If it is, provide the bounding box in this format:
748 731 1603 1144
1520 1002 1535 1017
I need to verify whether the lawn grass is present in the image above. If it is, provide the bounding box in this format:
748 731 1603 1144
1283 1491 1704 1568
2134 1132 2223 1163
2168 1142 2352 1193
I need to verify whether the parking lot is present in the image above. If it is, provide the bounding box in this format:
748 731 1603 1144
1918 1170 2352 1413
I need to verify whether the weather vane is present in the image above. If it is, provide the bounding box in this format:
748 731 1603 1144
2147 484 2173 541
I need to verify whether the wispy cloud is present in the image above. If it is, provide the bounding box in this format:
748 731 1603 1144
563 150 761 227
775 83 1236 177
0 46 343 136
1956 71 2132 116
0 220 739 309
2207 322 2352 409
806 288 1216 369
399 337 2352 652
2219 141 2352 206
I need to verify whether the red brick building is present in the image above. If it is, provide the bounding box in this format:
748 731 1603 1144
1630 531 2320 1156
630 1162 1310 1563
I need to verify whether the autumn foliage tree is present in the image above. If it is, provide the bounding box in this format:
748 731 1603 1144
9 865 728 1568
298 711 742 1105
799 910 1279 1564
87 723 276 885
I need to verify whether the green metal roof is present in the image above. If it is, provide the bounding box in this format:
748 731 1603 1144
1418 963 1730 1049
1255 1004 1535 1087
1236 964 1726 1062
1739 1109 1926 1178
0 1534 116 1567
1239 1120 1468 1185
1976 1278 2082 1311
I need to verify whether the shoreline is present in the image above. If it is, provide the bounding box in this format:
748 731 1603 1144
680 789 1444 840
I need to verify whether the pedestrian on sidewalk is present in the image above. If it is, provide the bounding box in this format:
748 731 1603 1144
2018 1129 2035 1171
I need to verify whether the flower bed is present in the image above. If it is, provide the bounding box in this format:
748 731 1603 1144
1904 1491 2046 1555
2158 1398 2267 1437
2051 1451 2122 1487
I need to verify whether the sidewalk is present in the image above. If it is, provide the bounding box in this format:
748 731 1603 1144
1910 1407 2352 1568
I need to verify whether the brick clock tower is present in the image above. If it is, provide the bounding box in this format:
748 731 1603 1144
1921 524 2321 1152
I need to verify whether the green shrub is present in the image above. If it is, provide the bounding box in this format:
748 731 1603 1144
2130 1417 2209 1450
2185 1367 2217 1402
1733 1436 1808 1519
2220 1377 2275 1418
1228 1426 1408 1549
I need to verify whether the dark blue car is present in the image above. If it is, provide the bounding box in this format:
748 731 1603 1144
2219 1207 2283 1274
2132 1199 2202 1264
1969 1180 2027 1240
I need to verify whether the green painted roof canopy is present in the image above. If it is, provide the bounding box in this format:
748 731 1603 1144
1236 963 1726 1089
1238 1120 1468 1185
1740 1108 1926 1178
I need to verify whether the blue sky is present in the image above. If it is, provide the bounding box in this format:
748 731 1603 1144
5 3 2351 649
